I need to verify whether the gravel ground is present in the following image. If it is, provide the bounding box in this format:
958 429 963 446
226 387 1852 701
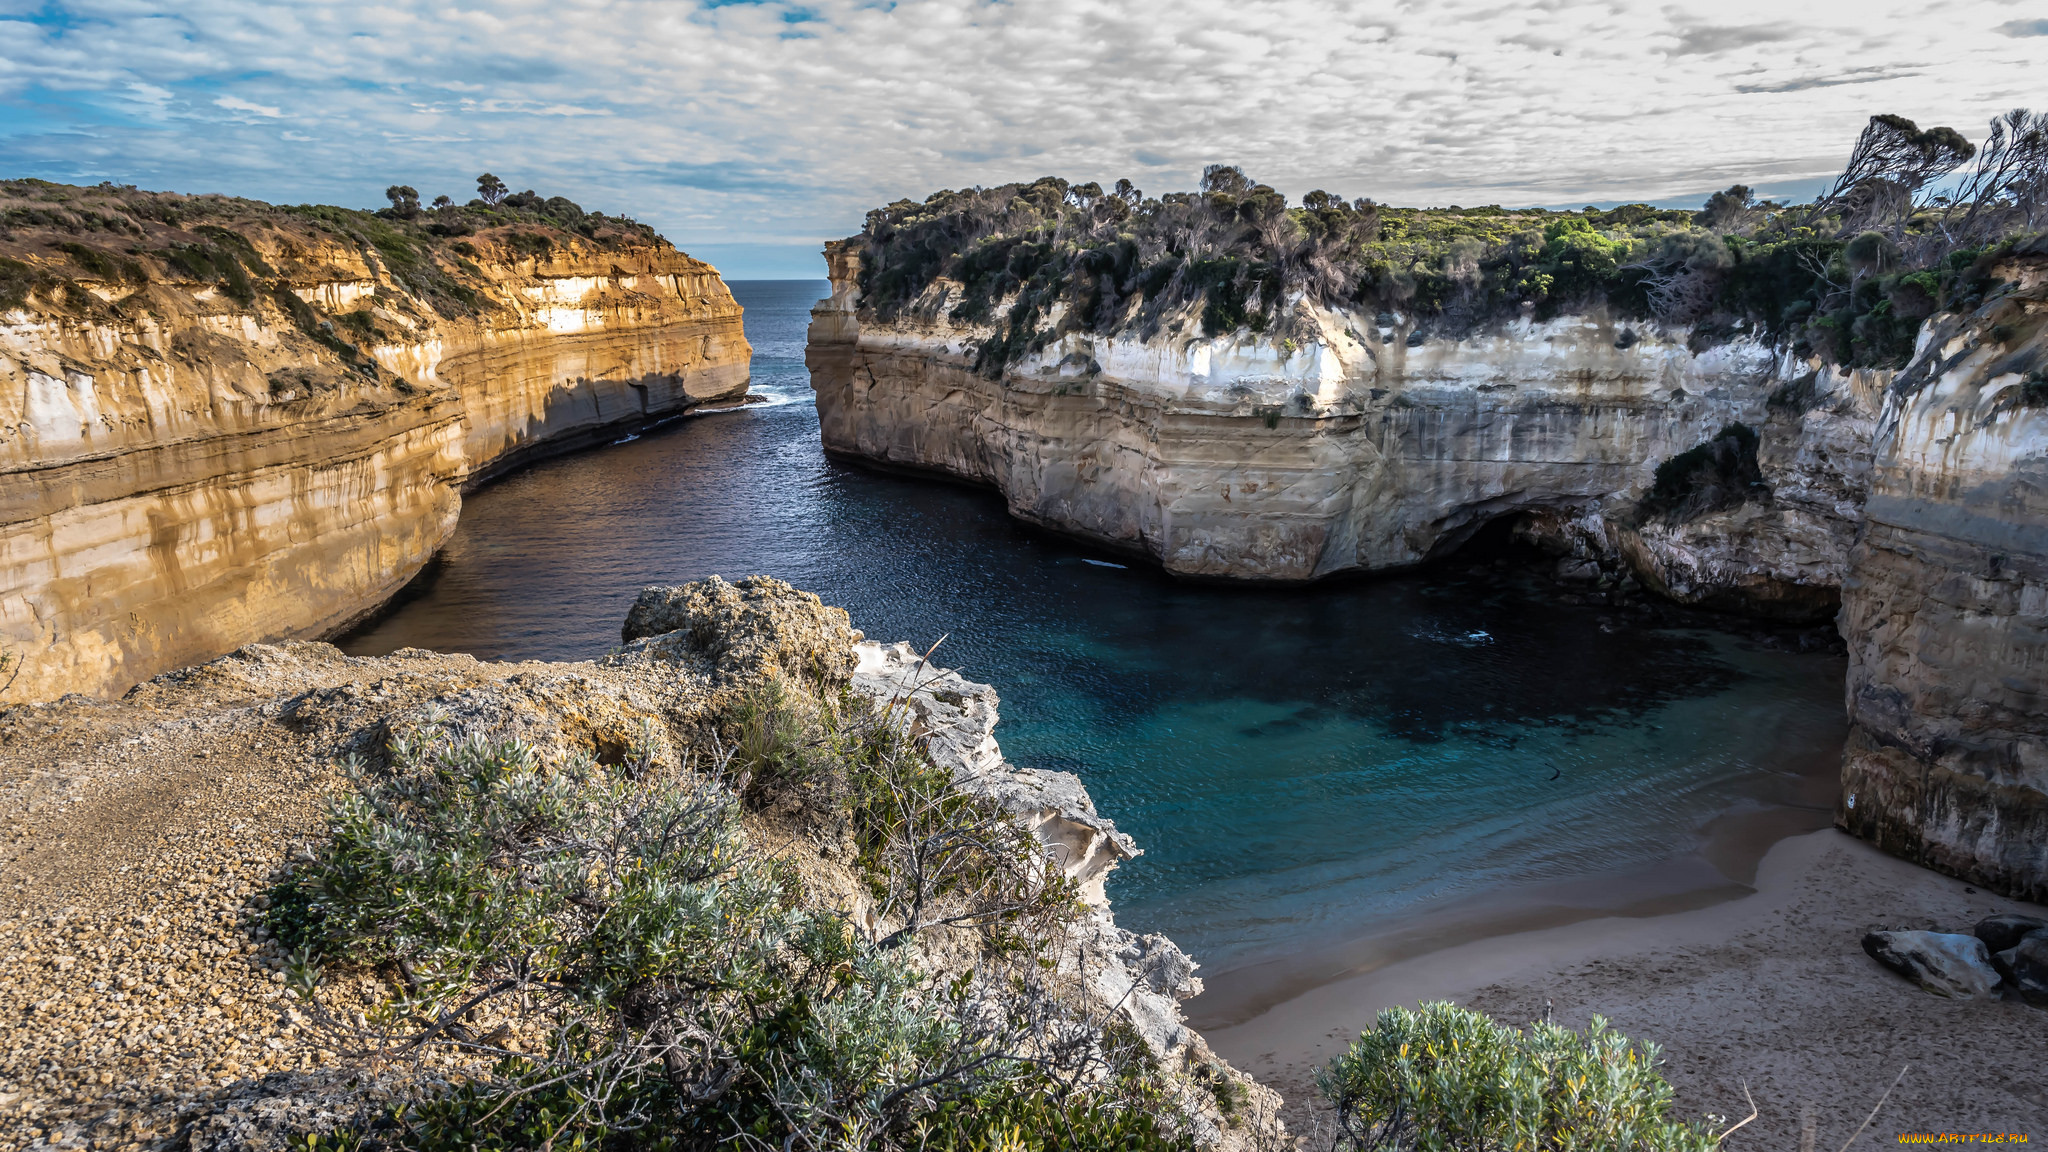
0 645 557 1152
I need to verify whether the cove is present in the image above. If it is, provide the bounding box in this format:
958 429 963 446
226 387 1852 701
342 279 1848 1021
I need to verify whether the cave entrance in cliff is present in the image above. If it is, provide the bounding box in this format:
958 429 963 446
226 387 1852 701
1430 510 1549 568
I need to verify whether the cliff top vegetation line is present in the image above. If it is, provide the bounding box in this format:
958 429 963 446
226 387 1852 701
0 175 691 325
851 110 2048 375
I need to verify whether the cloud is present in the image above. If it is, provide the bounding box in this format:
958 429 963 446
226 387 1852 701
1667 23 1798 56
214 94 281 118
1996 18 2048 37
1735 69 1921 94
0 0 2039 270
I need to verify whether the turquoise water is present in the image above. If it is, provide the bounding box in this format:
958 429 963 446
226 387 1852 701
342 280 1846 993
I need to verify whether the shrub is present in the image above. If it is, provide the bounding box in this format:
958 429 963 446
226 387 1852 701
267 688 1176 1151
0 256 58 312
850 111 2048 373
1640 423 1764 522
1317 1002 1718 1152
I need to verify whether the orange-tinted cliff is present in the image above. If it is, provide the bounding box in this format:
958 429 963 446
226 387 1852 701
0 181 749 701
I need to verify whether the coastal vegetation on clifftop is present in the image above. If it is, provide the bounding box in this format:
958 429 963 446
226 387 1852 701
1 174 667 333
851 110 2047 375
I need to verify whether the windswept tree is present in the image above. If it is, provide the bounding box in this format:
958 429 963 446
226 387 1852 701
383 184 420 218
475 172 508 206
1809 114 1975 239
1699 184 1759 233
1941 107 2048 246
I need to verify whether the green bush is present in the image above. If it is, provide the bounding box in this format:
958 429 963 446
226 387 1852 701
1318 1002 1718 1152
267 689 1177 1151
851 112 2047 373
1640 423 1763 522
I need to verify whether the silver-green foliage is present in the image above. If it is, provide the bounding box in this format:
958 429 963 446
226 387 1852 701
270 723 1187 1150
1317 1002 1719 1152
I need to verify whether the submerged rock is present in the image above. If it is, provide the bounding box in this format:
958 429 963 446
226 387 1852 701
1862 930 2004 998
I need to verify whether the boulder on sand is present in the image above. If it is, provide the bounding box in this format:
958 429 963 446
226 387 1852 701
1862 931 2004 998
1994 931 2048 1005
1974 914 2048 954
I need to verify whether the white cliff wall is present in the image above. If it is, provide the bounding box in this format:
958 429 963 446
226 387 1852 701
807 241 1858 606
809 241 2048 901
1837 262 2048 900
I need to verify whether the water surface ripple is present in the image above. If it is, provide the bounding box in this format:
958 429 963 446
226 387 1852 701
343 280 1846 985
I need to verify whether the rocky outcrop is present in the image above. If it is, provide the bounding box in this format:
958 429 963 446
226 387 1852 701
1604 366 1883 620
1837 261 2048 902
0 575 1283 1151
2 201 748 701
807 241 1857 614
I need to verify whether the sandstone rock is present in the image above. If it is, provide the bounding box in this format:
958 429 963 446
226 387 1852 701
1862 930 2004 998
1993 931 2048 1004
2 205 750 703
810 245 2048 904
848 639 1139 904
616 575 862 687
1975 914 2048 954
806 238 1864 612
1837 260 2048 904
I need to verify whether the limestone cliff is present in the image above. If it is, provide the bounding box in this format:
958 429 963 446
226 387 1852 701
1837 259 2048 900
1 182 749 702
808 240 1855 610
811 240 2048 902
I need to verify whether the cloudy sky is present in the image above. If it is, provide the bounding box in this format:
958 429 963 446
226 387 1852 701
2 0 2042 277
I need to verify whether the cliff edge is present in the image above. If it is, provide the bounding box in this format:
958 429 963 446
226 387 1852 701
0 577 1284 1151
1838 257 2048 900
809 233 2048 905
1 181 750 702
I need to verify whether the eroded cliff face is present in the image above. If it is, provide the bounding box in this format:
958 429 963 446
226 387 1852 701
808 241 1859 611
1837 261 2048 900
813 241 2048 900
3 218 747 702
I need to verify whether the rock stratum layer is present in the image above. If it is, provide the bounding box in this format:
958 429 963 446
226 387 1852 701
808 241 1875 607
809 242 2048 901
1839 261 2048 901
2 188 748 702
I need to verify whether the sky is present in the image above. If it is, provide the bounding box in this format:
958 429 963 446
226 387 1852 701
1 1 2043 279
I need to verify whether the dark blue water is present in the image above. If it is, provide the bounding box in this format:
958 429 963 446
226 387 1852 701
343 280 1846 998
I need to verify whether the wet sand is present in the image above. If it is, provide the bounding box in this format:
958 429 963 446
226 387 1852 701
1188 765 1839 1033
1203 828 2048 1148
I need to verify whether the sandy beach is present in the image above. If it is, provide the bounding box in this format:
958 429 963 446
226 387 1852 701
1203 828 2048 1148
